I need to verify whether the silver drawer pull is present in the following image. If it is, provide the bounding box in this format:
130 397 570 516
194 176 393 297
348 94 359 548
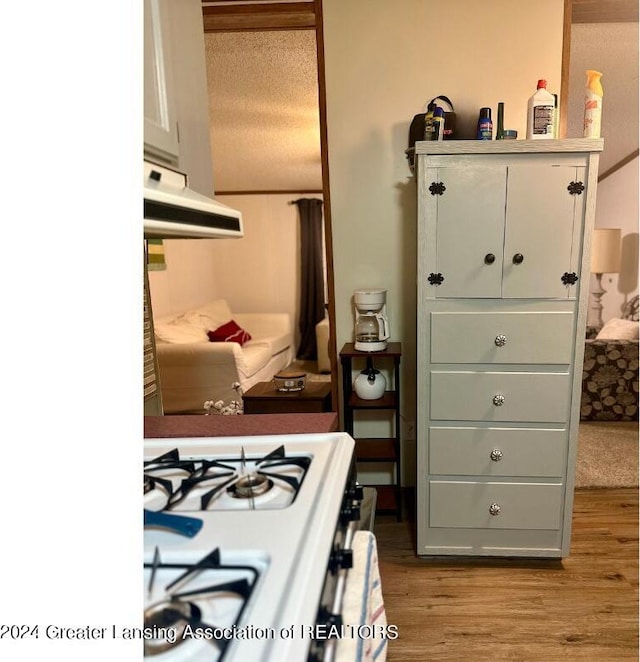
490 449 503 462
494 334 507 347
492 394 505 406
489 503 501 516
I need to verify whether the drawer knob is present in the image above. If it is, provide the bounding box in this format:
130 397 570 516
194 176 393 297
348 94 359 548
513 253 524 265
489 502 501 516
494 334 507 347
484 253 496 265
492 394 505 406
490 449 503 462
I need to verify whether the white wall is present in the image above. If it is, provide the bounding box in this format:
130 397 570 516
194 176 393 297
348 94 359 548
591 157 639 322
323 0 565 484
147 239 223 318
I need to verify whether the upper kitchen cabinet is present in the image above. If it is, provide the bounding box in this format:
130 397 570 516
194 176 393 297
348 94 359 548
144 0 180 163
144 0 215 197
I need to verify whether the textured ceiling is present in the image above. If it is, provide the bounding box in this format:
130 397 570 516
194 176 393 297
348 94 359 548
204 30 322 192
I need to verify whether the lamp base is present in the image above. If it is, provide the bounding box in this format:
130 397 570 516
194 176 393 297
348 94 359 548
588 273 606 329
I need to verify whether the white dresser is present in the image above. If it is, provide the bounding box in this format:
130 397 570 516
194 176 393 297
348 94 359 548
415 139 603 558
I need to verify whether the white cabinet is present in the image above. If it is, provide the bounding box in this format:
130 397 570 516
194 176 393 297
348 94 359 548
415 140 603 558
143 0 215 197
144 0 180 163
423 161 586 299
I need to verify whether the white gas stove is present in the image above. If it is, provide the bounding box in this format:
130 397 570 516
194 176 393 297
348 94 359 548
143 432 360 662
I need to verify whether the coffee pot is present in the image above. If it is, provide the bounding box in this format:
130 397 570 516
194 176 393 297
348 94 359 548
354 289 390 352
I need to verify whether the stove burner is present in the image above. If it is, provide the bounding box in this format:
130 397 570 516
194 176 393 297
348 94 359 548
143 599 200 656
144 445 311 511
230 473 272 499
143 548 259 661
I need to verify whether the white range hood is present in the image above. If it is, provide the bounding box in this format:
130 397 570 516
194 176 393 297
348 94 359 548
144 160 243 239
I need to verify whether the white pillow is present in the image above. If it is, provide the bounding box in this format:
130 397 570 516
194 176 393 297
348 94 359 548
595 317 640 340
154 322 208 344
153 300 233 343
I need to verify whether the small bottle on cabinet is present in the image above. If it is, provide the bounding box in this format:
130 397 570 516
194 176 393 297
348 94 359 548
495 102 505 140
433 107 445 140
476 107 493 140
423 102 437 140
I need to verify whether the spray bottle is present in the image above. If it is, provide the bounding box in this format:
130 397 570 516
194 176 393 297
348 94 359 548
583 70 603 138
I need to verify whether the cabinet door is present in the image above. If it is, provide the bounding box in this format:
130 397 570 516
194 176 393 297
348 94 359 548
430 166 507 298
144 0 180 161
503 166 586 299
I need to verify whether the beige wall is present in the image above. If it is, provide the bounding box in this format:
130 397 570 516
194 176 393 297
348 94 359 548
323 0 565 483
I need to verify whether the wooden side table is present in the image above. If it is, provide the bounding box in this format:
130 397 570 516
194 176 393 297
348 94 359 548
242 380 333 415
339 342 402 520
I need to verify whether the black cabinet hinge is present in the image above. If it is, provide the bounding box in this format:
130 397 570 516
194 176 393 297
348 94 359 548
429 182 446 196
567 181 585 195
428 273 444 285
561 272 579 285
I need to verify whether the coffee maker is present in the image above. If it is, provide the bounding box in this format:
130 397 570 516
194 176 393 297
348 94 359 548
353 289 390 352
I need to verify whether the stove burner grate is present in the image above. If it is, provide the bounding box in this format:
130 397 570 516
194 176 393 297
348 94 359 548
144 445 312 511
144 548 258 660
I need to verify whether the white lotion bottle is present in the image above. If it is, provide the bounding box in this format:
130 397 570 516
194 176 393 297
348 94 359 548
526 79 555 139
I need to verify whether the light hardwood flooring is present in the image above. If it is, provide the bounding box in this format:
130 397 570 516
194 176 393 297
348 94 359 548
374 488 638 661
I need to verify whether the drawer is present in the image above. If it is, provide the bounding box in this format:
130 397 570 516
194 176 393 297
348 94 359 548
429 480 563 529
429 427 566 477
430 371 570 422
430 312 574 364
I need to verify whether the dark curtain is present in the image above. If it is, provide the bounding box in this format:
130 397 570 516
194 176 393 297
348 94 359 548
294 198 325 360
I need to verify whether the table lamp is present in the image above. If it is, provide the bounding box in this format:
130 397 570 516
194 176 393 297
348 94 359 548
590 228 621 328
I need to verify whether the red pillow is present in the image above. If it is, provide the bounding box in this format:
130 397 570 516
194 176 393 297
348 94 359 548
207 320 252 346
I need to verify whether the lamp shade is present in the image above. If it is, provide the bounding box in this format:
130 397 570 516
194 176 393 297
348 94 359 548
591 228 621 274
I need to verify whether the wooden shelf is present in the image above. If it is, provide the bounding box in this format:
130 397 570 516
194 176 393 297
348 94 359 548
339 342 402 521
347 392 397 409
354 437 398 461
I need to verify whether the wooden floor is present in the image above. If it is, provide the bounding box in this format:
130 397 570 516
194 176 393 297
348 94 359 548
374 488 638 661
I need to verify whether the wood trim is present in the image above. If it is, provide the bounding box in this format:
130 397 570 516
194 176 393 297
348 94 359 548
314 0 338 413
598 149 640 181
572 0 638 23
559 0 573 139
202 2 316 32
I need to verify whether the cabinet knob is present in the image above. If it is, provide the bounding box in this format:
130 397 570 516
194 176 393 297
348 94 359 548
489 502 502 516
492 394 505 406
484 253 496 265
494 334 507 347
490 449 503 462
512 253 524 265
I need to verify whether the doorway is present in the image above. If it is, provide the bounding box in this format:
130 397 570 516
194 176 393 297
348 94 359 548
201 0 338 405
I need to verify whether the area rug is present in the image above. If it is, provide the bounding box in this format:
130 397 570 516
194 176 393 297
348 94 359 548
575 421 638 488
